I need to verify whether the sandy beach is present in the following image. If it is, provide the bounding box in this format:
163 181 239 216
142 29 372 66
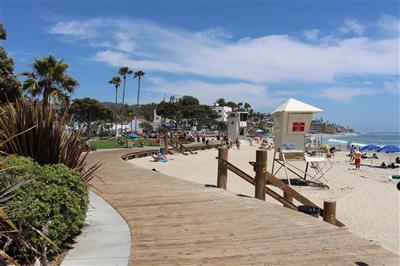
130 144 400 255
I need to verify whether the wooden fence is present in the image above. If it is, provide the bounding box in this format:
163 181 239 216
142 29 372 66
216 148 344 227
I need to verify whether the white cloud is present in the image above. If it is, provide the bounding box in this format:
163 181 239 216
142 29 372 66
339 19 365 36
376 14 400 35
48 17 398 85
49 16 399 106
321 87 376 102
302 29 320 41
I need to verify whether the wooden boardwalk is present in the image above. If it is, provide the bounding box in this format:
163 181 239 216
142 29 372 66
88 148 399 265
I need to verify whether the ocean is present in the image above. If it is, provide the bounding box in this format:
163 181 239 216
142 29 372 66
322 132 400 148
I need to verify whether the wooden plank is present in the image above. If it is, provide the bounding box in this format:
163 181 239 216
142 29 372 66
86 148 398 265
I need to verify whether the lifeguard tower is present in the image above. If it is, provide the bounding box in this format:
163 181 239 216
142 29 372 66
271 98 331 188
227 111 248 141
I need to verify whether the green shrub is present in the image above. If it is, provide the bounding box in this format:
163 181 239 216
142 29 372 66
2 156 89 263
0 156 35 187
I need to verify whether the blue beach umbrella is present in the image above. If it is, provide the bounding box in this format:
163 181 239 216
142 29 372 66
122 132 141 139
377 145 400 153
360 145 381 152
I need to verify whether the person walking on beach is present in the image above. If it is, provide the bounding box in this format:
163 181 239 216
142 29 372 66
235 138 241 149
350 145 355 162
354 150 361 170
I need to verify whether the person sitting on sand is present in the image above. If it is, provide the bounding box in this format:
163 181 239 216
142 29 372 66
151 149 168 162
327 147 336 158
354 150 361 170
373 153 379 159
380 162 387 168
396 157 400 164
389 162 399 169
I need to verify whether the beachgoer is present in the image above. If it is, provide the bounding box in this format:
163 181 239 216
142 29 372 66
151 149 168 162
201 135 206 144
158 133 165 147
396 157 400 164
380 162 387 168
235 138 241 149
354 150 361 170
229 142 234 149
329 147 336 157
373 153 379 159
350 145 355 162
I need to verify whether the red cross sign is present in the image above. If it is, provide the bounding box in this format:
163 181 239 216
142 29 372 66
292 122 305 132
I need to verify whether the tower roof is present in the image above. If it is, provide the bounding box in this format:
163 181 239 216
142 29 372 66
272 98 322 114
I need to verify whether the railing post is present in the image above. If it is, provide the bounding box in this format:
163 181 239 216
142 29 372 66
164 138 169 154
217 148 228 189
255 150 267 200
283 191 293 208
323 200 336 225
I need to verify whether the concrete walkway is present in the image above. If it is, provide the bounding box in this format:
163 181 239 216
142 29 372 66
61 192 131 266
85 148 399 265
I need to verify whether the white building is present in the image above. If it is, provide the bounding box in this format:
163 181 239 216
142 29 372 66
227 111 248 141
212 106 232 122
152 109 162 130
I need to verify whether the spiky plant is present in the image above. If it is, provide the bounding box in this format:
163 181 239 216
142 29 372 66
0 99 99 182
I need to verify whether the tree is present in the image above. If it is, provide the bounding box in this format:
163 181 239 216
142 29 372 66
118 66 133 126
108 76 121 138
134 70 145 131
139 121 153 132
244 102 251 111
156 96 218 130
0 23 21 104
226 101 237 110
0 23 6 40
215 98 226 106
21 55 78 107
69 98 114 134
181 95 199 106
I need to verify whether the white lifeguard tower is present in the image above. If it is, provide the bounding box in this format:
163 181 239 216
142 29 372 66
227 111 248 141
271 98 331 187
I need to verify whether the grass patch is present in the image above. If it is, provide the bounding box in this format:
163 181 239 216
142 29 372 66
93 139 124 149
93 138 160 149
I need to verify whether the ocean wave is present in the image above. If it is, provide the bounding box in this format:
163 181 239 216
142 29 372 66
327 138 369 147
327 138 348 144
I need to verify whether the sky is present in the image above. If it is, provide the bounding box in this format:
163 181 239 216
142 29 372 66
1 0 399 132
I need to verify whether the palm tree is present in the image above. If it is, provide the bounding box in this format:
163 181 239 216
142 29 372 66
134 70 145 131
118 66 133 130
108 76 121 139
244 102 251 111
21 55 78 107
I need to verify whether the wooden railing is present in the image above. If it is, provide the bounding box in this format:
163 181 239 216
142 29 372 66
216 148 344 227
120 141 217 160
